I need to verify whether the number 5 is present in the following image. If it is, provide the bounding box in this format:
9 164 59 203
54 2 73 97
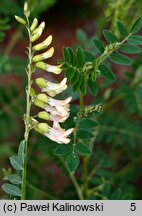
130 203 136 211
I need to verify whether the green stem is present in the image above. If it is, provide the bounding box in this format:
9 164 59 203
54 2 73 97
21 16 33 200
27 182 57 200
59 156 84 200
79 92 89 198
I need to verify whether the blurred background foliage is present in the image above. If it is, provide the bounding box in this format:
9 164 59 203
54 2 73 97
0 0 142 199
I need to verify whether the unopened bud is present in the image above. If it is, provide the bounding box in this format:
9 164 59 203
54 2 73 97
35 78 46 88
32 35 52 51
30 88 35 97
24 2 28 13
35 61 46 70
37 123 49 133
32 22 45 34
30 18 38 32
34 98 45 109
38 111 50 121
15 16 26 25
37 93 48 103
33 47 54 62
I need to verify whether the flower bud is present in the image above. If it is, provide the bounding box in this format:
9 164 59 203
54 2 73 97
30 18 38 32
35 61 46 70
30 22 45 43
38 111 50 120
24 2 28 13
35 78 46 88
32 35 52 51
34 98 45 108
33 47 54 62
37 93 48 103
30 88 35 97
32 22 45 34
15 16 26 25
37 123 49 133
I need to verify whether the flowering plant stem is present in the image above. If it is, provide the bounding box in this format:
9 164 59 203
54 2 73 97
21 15 33 200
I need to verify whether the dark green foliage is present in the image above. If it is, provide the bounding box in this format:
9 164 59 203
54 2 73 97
117 21 128 37
76 129 94 139
62 47 85 92
93 38 105 53
131 16 142 34
99 65 116 81
66 153 79 173
109 53 133 65
88 78 98 95
75 142 92 155
103 30 118 43
119 44 141 54
54 144 73 155
127 35 142 45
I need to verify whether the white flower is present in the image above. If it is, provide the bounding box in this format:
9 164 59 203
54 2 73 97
45 123 74 144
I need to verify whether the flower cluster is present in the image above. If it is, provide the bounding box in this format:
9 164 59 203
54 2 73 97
15 2 74 144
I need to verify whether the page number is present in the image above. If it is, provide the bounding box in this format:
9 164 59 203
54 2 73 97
130 203 136 211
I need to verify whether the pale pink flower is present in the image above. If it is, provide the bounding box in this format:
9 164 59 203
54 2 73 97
45 123 74 144
48 96 72 106
45 104 69 117
42 78 67 97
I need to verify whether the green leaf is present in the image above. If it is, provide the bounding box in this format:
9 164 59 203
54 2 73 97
2 183 21 196
119 44 141 54
109 53 133 65
127 35 142 45
131 16 142 34
4 174 22 185
76 47 85 68
18 140 25 165
66 68 75 80
76 29 87 41
66 153 79 172
9 156 23 171
54 144 73 155
103 30 118 43
71 71 79 86
75 142 92 155
80 77 86 95
99 65 116 81
117 21 128 37
77 129 94 139
63 47 71 63
93 38 105 53
68 48 75 63
88 78 98 95
78 119 99 130
73 73 82 92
